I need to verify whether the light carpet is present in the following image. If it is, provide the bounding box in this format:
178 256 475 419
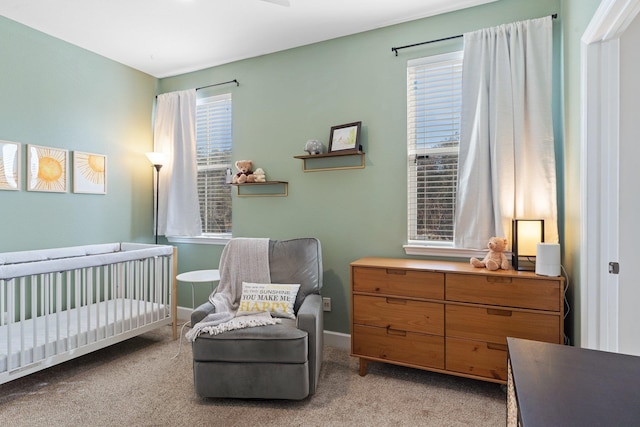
0 325 506 426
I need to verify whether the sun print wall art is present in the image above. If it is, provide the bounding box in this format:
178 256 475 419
27 144 68 193
73 151 107 194
0 140 21 191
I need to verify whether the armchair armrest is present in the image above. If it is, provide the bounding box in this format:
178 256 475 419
296 293 323 394
191 301 215 325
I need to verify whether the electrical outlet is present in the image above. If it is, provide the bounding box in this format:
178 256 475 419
322 297 331 312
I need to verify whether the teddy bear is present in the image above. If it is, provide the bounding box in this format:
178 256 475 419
232 160 255 184
253 167 266 183
470 236 511 271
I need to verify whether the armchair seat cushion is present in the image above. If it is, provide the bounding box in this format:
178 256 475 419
192 321 308 364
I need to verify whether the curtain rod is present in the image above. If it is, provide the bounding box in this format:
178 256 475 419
196 79 239 90
391 13 558 56
155 79 239 98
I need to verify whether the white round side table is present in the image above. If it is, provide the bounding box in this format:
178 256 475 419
176 269 221 309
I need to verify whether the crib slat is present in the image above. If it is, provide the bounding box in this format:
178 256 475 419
97 266 102 340
117 263 123 334
88 267 93 342
166 255 171 318
75 269 81 348
151 257 157 322
111 264 117 335
66 270 71 353
138 259 143 327
6 279 14 370
142 259 147 326
55 272 61 355
102 265 113 338
157 257 163 321
18 276 28 367
128 261 133 332
45 273 51 360
1 279 5 327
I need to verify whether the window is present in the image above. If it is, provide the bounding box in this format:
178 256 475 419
195 93 232 235
407 51 462 245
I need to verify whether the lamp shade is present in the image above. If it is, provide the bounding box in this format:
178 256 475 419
145 152 166 166
512 219 544 271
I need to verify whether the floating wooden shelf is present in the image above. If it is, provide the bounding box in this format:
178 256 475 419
231 181 288 197
294 151 365 172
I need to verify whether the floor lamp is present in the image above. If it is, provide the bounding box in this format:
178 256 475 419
146 152 165 244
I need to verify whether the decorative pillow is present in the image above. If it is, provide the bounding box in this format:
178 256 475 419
237 282 300 319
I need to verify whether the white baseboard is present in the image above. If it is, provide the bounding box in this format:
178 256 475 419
177 305 351 350
323 330 350 350
177 306 193 322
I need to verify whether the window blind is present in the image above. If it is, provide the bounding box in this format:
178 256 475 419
407 51 462 243
195 93 232 234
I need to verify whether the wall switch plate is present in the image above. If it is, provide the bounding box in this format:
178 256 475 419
322 297 331 312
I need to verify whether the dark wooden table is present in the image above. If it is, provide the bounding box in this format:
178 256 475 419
507 337 640 426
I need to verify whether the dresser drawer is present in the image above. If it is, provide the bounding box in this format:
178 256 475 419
352 324 444 369
353 267 444 299
446 305 561 345
446 337 507 381
446 274 560 311
353 295 444 335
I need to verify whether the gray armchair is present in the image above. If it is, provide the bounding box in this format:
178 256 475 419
191 238 323 400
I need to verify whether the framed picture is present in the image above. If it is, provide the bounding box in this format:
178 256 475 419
0 140 21 191
328 121 362 153
73 151 107 194
27 144 68 193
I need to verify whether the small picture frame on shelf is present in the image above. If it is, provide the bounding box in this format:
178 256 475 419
328 121 361 153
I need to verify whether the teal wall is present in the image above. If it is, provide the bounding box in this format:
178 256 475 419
160 0 563 333
0 16 157 252
0 0 603 338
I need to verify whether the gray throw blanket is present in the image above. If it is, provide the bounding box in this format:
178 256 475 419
186 238 275 341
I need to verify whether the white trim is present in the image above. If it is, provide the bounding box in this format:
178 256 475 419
581 0 640 351
581 40 604 351
582 0 640 43
600 40 620 353
324 330 350 350
177 306 193 322
167 235 231 245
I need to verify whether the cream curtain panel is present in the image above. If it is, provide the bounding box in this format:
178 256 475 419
153 89 202 237
454 16 558 250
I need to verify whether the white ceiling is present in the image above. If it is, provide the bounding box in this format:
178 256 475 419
0 0 497 78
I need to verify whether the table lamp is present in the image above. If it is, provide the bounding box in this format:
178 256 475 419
512 219 544 271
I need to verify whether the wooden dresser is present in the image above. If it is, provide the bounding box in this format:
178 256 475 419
350 257 565 384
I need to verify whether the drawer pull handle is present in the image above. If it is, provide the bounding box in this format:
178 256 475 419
486 276 512 284
486 308 512 317
487 343 508 352
386 269 406 275
386 328 407 337
386 298 407 305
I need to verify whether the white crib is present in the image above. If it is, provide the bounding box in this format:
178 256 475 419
0 242 177 385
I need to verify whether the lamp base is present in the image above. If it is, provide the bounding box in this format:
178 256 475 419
512 255 536 271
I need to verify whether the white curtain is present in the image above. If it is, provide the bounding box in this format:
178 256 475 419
153 89 202 237
454 16 558 250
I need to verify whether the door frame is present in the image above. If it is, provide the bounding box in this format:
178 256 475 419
581 0 640 351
